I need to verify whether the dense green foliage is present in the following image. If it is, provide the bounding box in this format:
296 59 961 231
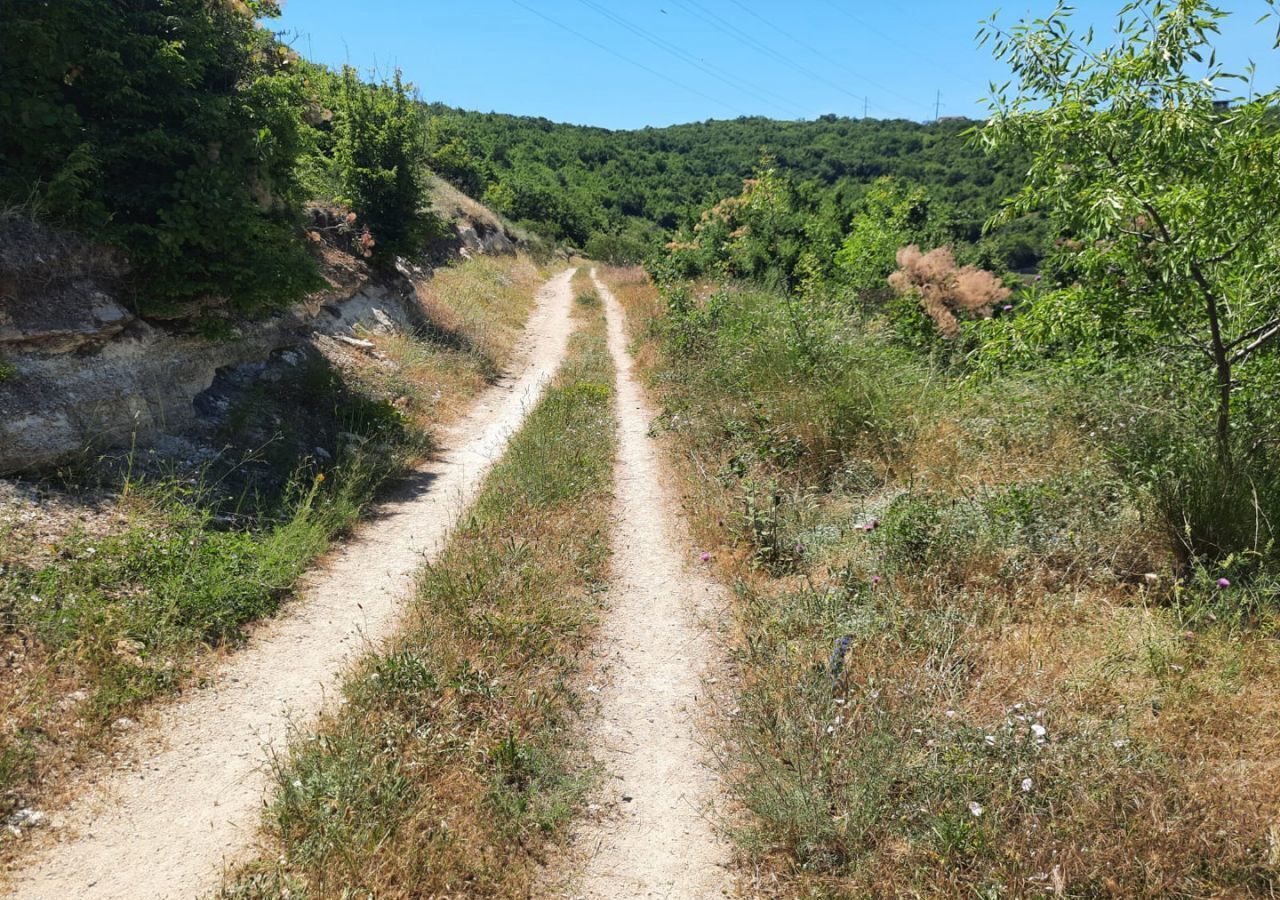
0 3 438 315
650 0 1280 577
620 8 1280 894
0 0 321 314
335 67 440 260
975 0 1280 566
420 106 1046 264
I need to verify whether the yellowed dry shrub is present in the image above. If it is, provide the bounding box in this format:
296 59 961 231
889 244 1010 337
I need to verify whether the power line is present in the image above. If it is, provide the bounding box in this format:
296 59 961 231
668 0 888 114
721 0 930 115
507 0 748 117
572 0 807 117
818 0 990 99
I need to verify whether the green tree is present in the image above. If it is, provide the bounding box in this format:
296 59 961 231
0 0 318 314
978 0 1280 466
834 178 935 300
336 66 432 261
425 115 486 198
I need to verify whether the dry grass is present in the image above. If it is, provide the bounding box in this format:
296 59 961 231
0 254 548 862
601 266 1280 898
219 268 615 898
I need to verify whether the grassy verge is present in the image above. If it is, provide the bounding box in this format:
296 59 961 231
601 265 1280 897
0 255 546 843
220 268 613 898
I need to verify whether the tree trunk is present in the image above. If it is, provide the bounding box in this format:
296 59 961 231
1204 284 1233 469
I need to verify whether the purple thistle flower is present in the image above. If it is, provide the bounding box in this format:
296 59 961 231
699 551 711 563
1217 577 1231 588
872 575 882 585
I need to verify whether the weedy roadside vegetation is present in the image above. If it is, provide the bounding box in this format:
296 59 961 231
219 268 613 898
0 255 543 851
602 246 1280 895
594 4 1280 894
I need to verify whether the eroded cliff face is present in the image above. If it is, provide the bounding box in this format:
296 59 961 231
0 191 525 474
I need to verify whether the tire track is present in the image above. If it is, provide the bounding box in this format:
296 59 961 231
565 269 731 898
6 269 578 900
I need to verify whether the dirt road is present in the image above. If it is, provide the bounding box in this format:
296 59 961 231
6 269 577 900
563 270 731 898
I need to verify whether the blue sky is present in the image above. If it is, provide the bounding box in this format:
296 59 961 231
269 1 1280 129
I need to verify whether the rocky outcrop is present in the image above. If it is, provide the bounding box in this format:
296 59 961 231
0 276 422 474
0 184 525 474
425 176 525 259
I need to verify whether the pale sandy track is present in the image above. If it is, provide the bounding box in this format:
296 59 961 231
563 271 731 898
5 268 577 900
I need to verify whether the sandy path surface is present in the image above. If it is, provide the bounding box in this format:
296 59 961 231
565 270 731 898
6 269 577 900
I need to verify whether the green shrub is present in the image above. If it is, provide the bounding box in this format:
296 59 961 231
335 66 442 261
0 0 321 315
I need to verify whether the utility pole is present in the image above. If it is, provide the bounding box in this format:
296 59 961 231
934 90 943 121
863 96 868 119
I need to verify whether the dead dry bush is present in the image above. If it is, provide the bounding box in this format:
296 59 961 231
889 244 1010 337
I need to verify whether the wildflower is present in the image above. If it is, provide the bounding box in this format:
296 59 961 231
316 472 326 483
794 541 806 555
828 634 854 679
1216 577 1231 588
292 779 303 789
1002 304 1014 312
968 801 984 817
871 575 882 585
1022 777 1033 793
1031 723 1047 740
1143 572 1159 585
699 551 711 563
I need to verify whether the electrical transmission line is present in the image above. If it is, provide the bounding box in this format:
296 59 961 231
722 0 931 115
573 0 808 117
508 0 748 116
667 0 890 114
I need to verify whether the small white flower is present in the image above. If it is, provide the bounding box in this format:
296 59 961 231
1022 778 1033 793
292 780 303 789
945 709 957 719
1113 738 1129 749
968 801 984 817
1031 724 1047 740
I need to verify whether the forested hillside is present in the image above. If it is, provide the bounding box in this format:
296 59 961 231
423 108 1044 267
